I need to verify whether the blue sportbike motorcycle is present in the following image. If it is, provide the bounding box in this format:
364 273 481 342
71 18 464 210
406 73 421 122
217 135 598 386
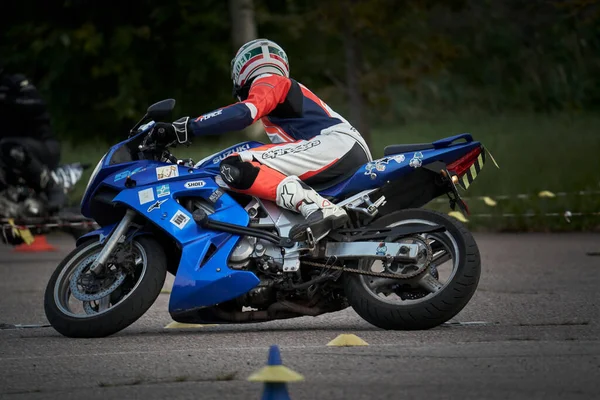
44 99 488 337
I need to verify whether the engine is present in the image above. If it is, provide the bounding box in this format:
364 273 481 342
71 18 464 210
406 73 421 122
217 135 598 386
228 236 284 271
185 198 344 314
224 235 282 307
185 198 283 272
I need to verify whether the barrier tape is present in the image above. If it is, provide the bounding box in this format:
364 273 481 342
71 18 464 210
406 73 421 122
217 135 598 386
1 220 98 230
435 190 600 205
448 210 600 223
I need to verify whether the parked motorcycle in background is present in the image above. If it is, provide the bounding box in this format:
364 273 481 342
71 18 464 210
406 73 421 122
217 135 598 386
0 162 93 244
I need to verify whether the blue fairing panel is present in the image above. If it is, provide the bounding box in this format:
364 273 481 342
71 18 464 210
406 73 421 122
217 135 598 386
105 165 260 310
76 224 116 246
76 223 158 248
168 232 260 312
320 140 482 199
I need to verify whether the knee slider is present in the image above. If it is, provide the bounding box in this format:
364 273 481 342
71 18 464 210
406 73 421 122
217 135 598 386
219 156 260 190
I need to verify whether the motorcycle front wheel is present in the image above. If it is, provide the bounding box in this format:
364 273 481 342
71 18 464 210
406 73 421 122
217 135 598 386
343 208 481 330
44 236 167 338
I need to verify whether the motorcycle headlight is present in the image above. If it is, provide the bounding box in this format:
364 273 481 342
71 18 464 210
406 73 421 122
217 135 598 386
83 154 106 196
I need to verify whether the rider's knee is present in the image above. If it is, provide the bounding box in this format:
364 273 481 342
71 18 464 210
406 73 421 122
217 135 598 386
219 155 259 190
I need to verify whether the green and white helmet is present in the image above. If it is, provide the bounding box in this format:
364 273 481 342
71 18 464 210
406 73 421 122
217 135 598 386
231 39 289 92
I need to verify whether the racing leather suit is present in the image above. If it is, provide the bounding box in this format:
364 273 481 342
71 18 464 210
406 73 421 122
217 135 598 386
190 74 371 193
168 73 373 239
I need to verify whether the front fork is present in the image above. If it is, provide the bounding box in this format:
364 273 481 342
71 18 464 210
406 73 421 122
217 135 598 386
89 208 137 274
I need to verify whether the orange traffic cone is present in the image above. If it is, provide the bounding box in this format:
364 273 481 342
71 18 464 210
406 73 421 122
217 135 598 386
13 235 57 252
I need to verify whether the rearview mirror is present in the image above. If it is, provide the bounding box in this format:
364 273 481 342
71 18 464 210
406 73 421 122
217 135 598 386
147 99 176 120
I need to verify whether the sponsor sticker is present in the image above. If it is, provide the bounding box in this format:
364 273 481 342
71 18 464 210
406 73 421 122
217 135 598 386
170 210 190 229
114 166 147 181
138 188 155 205
261 140 321 160
147 199 168 212
208 189 224 203
212 143 251 164
363 154 407 179
392 154 405 164
114 171 130 182
156 165 179 180
364 158 388 179
156 184 170 198
376 242 387 256
197 109 223 122
364 162 377 179
409 152 424 169
184 180 206 189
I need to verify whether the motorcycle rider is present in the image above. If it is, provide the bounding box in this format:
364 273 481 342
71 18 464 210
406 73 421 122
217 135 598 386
150 39 372 240
0 61 66 213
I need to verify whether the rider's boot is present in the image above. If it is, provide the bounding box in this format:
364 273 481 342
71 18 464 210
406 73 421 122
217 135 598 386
276 176 348 241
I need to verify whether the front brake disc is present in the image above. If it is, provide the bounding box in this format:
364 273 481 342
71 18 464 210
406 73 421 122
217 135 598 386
69 255 126 302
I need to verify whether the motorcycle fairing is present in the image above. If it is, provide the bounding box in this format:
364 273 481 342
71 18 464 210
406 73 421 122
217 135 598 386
81 127 483 317
84 164 261 313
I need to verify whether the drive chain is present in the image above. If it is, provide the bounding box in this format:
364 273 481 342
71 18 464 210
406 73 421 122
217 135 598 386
302 260 411 279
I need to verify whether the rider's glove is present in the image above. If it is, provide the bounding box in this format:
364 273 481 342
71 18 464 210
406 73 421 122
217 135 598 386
151 117 190 146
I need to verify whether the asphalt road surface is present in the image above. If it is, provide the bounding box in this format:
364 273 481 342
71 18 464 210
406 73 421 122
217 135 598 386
0 232 598 400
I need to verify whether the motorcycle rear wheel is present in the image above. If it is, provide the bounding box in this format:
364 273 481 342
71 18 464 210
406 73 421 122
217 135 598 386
44 236 167 338
343 208 481 330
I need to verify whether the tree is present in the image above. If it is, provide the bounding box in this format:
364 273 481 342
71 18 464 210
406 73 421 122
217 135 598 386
229 0 258 50
342 1 370 143
228 0 265 139
2 0 599 146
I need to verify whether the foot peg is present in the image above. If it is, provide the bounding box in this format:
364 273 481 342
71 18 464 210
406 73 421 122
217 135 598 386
192 209 208 227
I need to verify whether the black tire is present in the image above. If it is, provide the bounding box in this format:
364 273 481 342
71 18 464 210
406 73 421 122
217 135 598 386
343 208 481 330
44 236 167 338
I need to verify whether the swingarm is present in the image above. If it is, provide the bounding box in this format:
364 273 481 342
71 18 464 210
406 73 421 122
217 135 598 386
323 241 420 261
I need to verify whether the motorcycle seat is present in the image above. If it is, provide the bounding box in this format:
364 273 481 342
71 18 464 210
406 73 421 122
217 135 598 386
311 165 362 191
383 143 434 156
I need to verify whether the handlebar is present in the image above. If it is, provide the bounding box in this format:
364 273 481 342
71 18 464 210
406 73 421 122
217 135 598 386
137 134 193 166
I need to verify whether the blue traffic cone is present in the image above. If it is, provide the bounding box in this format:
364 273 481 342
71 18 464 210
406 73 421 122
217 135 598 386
247 345 304 400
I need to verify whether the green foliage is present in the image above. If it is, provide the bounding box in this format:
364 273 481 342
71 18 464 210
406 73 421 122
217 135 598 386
2 0 232 143
2 0 599 142
383 0 600 120
258 0 600 124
